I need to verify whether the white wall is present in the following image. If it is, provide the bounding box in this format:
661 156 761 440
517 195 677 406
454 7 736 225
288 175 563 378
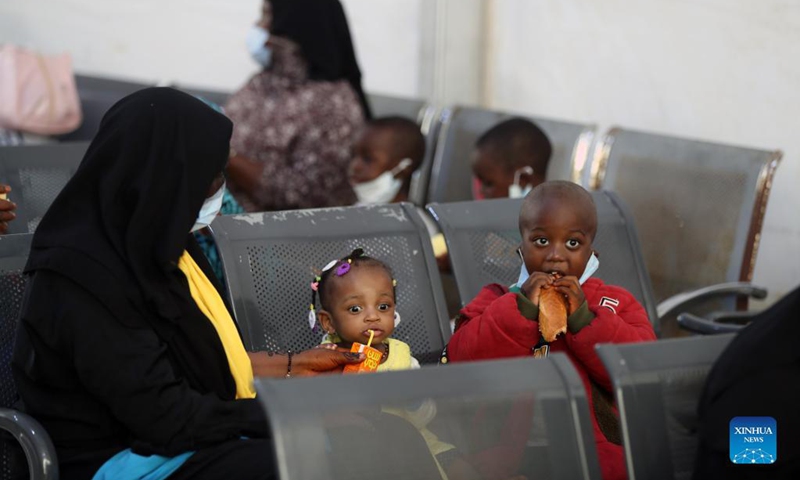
428 0 487 106
486 0 800 305
341 0 427 97
0 0 428 97
0 0 255 90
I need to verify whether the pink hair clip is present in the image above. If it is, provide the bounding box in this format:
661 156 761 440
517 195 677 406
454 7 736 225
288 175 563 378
310 281 319 291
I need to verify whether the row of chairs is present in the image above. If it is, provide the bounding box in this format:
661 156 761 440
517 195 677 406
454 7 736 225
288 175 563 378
363 97 780 338
0 228 736 479
410 106 780 337
1 74 780 333
0 136 761 337
258 333 735 480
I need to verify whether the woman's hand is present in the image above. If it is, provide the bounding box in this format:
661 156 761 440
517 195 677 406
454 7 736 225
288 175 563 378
292 348 364 376
0 184 17 234
248 349 364 378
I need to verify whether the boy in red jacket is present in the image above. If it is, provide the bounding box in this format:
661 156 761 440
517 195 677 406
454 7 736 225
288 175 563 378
445 181 657 480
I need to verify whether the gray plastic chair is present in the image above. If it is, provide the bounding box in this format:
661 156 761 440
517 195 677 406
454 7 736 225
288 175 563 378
588 128 781 335
210 203 450 364
408 104 443 207
256 353 601 480
366 93 427 123
596 333 734 480
0 233 58 480
56 74 151 142
427 106 595 204
0 142 88 234
427 191 659 333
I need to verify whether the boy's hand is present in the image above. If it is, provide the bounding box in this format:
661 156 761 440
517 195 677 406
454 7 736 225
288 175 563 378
553 276 585 315
520 272 555 306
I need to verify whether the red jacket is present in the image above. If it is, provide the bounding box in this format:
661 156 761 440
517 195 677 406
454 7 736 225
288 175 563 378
447 278 657 480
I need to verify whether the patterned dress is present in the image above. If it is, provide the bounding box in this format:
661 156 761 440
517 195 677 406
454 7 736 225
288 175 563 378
224 41 363 212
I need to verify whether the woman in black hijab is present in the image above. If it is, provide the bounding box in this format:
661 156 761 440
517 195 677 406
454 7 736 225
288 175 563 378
12 88 362 480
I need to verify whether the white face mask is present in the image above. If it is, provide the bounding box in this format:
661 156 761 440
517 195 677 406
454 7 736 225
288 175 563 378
352 158 413 205
191 183 225 233
246 25 272 67
515 252 600 288
508 166 534 199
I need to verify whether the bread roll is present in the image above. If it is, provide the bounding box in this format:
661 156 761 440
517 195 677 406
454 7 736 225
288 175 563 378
539 286 568 342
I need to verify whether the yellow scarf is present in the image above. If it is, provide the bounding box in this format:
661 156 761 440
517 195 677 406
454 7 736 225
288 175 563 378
177 251 255 399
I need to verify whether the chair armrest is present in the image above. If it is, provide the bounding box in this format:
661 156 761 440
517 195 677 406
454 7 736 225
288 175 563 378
676 313 745 335
705 310 757 324
656 282 768 319
0 408 59 480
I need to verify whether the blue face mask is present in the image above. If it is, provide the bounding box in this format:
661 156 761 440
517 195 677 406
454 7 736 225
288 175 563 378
515 252 600 288
246 25 272 67
191 183 225 233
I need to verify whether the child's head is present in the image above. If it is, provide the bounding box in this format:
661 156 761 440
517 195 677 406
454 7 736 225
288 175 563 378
349 116 425 204
472 118 552 199
518 181 597 278
313 248 398 346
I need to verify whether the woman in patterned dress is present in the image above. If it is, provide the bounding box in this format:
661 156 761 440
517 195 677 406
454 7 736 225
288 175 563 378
225 0 371 212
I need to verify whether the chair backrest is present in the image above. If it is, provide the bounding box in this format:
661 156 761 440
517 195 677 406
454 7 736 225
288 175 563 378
0 142 88 234
408 105 443 207
56 74 151 142
366 93 427 123
427 191 658 331
210 203 450 364
588 128 781 303
596 333 735 480
0 234 33 480
0 234 32 410
0 233 58 480
427 106 595 204
257 353 602 480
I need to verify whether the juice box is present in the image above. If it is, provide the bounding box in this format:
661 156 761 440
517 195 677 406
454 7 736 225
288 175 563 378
343 342 382 374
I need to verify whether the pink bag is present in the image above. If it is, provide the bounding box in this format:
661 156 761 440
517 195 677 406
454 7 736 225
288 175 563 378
0 45 82 135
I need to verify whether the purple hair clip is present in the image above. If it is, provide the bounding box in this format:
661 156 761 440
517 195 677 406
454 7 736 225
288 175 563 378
335 260 351 276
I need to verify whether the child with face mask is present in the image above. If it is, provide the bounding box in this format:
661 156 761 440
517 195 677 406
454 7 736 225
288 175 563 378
348 117 448 265
444 181 657 480
349 116 424 205
471 118 552 200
